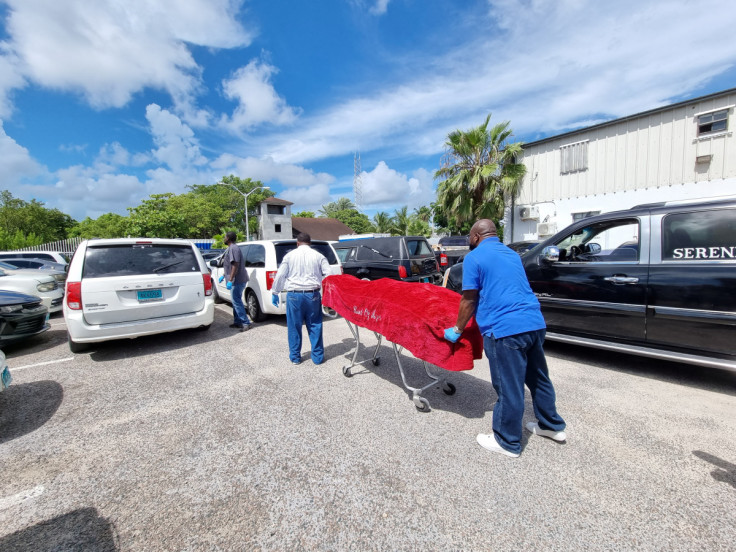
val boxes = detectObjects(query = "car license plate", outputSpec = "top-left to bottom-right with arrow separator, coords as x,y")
137,289 -> 163,302
1,366 -> 12,390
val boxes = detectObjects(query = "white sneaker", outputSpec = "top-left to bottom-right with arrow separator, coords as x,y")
525,422 -> 567,442
476,434 -> 520,458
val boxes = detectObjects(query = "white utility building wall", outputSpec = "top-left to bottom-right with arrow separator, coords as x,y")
510,88 -> 736,242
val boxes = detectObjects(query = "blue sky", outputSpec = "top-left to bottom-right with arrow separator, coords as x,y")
1,0 -> 735,222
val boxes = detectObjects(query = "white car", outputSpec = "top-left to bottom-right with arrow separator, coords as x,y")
208,239 -> 342,321
0,251 -> 69,265
64,238 -> 215,353
0,264 -> 64,313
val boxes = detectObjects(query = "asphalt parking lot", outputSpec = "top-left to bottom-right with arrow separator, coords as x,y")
0,305 -> 735,551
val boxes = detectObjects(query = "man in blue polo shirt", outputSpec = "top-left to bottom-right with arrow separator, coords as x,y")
444,219 -> 566,458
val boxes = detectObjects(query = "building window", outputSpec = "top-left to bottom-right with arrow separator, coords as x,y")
275,224 -> 282,233
572,211 -> 600,222
697,109 -> 728,136
560,140 -> 588,174
267,205 -> 285,215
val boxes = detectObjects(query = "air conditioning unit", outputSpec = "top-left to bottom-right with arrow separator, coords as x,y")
519,205 -> 540,221
537,222 -> 557,237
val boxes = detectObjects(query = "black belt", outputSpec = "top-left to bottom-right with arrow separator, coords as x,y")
287,288 -> 320,293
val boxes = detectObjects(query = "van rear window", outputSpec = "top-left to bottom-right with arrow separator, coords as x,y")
275,243 -> 338,265
82,244 -> 200,278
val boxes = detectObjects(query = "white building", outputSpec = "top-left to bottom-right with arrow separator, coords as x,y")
508,87 -> 736,242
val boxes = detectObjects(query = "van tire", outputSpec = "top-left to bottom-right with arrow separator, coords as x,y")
68,334 -> 88,353
246,290 -> 266,322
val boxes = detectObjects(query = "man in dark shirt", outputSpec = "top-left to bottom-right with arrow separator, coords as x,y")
221,231 -> 252,332
444,219 -> 565,458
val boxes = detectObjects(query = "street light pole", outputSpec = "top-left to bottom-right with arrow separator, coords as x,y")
220,183 -> 270,241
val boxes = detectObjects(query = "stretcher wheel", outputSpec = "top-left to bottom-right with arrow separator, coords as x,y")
371,357 -> 380,366
442,382 -> 456,395
414,397 -> 430,412
342,366 -> 353,377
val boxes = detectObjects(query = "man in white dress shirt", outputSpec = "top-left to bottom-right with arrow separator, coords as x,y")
271,233 -> 332,365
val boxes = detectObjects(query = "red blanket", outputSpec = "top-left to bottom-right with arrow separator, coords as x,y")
322,275 -> 483,371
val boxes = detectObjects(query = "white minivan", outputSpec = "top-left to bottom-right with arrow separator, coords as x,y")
64,238 -> 215,352
208,239 -> 342,321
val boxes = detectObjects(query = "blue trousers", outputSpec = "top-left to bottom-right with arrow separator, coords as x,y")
483,329 -> 565,454
231,282 -> 250,326
286,290 -> 324,364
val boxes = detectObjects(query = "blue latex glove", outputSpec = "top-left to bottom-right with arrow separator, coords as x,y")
218,275 -> 225,283
226,281 -> 233,290
444,327 -> 461,343
271,294 -> 279,307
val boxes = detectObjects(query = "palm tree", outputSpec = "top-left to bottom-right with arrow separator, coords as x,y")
435,114 -> 526,229
318,197 -> 356,217
390,206 -> 410,236
413,205 -> 432,223
373,211 -> 392,233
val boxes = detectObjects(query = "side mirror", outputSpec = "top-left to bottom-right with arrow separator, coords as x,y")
540,245 -> 560,263
587,243 -> 602,254
209,259 -> 218,268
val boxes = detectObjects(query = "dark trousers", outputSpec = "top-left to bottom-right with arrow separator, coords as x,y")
483,329 -> 566,454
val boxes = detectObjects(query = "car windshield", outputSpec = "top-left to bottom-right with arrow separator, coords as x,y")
83,244 -> 200,278
0,261 -> 19,270
275,243 -> 338,265
334,248 -> 352,263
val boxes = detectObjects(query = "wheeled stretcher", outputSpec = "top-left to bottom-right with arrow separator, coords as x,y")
321,275 -> 483,412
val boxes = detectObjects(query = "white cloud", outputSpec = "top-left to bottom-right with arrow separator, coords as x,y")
370,0 -> 391,15
0,45 -> 26,119
1,0 -> 254,114
220,60 -> 301,131
50,164 -> 145,219
212,153 -> 335,188
258,0 -> 736,165
361,162 -> 434,209
279,183 -> 333,212
0,122 -> 43,183
146,104 -> 207,171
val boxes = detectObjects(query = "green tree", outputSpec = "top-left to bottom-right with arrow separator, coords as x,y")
407,218 -> 431,238
435,114 -> 526,229
372,211 -> 392,233
413,205 -> 432,223
126,194 -> 188,238
390,206 -> 410,236
70,213 -> 129,238
333,209 -> 374,234
319,197 -> 356,217
294,211 -> 316,218
0,190 -> 76,244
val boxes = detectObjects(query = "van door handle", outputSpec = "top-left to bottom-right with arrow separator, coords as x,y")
604,275 -> 639,285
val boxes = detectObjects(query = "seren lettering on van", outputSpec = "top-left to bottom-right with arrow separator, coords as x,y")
671,246 -> 735,260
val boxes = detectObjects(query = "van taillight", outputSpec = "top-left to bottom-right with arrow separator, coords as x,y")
266,271 -> 277,290
440,253 -> 448,266
398,266 -> 408,278
66,282 -> 82,310
202,273 -> 213,296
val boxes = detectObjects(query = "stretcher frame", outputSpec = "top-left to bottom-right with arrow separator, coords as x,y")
341,319 -> 456,411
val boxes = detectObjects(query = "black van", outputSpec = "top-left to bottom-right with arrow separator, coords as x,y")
333,236 -> 442,284
442,197 -> 736,372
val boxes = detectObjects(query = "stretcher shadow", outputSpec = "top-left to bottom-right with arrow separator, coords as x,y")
0,507 -> 118,551
0,380 -> 63,444
324,338 -> 497,419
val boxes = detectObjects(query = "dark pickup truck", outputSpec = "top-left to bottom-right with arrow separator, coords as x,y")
443,198 -> 736,372
334,236 -> 442,284
435,235 -> 469,273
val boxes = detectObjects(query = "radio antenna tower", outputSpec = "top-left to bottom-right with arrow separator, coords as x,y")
353,152 -> 363,211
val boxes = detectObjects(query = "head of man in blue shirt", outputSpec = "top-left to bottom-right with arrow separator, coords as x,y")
444,219 -> 567,458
